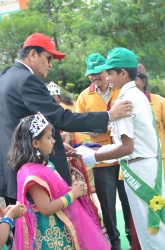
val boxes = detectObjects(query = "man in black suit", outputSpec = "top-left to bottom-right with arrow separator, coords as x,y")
0,33 -> 132,205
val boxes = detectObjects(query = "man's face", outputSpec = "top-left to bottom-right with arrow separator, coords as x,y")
88,70 -> 108,89
106,69 -> 124,89
31,50 -> 53,79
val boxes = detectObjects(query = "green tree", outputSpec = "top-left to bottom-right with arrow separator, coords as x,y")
27,0 -> 165,93
0,0 -> 165,96
0,10 -> 52,70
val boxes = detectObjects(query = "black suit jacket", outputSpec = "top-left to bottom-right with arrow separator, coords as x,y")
0,62 -> 108,199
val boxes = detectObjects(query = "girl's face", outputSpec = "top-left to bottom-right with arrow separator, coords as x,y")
33,125 -> 55,155
52,95 -> 61,104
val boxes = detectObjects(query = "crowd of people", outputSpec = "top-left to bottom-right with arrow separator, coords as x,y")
0,32 -> 164,250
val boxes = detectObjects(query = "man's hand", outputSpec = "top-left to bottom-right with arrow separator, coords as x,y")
109,100 -> 133,121
63,143 -> 78,157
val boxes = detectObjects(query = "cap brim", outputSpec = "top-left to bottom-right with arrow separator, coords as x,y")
94,64 -> 115,71
48,49 -> 66,59
85,68 -> 103,76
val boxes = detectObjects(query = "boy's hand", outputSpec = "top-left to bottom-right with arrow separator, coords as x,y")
82,151 -> 100,168
109,100 -> 133,121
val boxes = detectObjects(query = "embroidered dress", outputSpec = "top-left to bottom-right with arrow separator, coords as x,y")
26,163 -> 74,250
15,161 -> 110,250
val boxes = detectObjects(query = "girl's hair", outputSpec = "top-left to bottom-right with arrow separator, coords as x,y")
8,115 -> 55,172
60,93 -> 73,105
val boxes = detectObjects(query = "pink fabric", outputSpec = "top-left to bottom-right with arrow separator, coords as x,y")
15,163 -> 110,250
78,195 -> 101,229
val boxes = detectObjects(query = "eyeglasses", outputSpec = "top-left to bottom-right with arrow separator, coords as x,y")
88,72 -> 101,78
42,52 -> 53,64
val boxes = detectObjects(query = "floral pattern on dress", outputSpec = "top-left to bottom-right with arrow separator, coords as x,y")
33,214 -> 75,250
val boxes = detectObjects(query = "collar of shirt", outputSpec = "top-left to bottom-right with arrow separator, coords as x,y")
17,61 -> 34,74
95,85 -> 111,103
119,81 -> 136,96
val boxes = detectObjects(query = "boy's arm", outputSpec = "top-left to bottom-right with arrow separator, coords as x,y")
82,115 -> 134,167
95,135 -> 134,162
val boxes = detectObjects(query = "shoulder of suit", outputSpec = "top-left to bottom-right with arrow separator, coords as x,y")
13,63 -> 40,80
21,73 -> 44,88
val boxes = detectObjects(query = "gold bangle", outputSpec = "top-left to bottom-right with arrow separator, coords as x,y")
68,191 -> 74,203
59,196 -> 68,209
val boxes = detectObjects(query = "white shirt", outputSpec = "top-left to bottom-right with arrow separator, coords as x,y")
112,81 -> 158,160
18,61 -> 34,74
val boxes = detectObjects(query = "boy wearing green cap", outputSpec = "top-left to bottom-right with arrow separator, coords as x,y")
76,53 -> 132,250
82,48 -> 165,250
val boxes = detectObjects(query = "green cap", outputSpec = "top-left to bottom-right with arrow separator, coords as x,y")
94,47 -> 138,71
85,53 -> 106,76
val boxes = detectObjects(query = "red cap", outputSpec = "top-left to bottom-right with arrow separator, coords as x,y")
22,33 -> 66,59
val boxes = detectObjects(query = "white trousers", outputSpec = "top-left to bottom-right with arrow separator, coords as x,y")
124,157 -> 165,250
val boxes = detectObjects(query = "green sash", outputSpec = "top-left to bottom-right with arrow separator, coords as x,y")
119,107 -> 165,235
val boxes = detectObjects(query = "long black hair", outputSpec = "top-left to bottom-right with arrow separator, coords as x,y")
8,115 -> 55,172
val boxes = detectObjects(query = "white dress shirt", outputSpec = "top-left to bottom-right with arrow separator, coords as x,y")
112,81 -> 158,160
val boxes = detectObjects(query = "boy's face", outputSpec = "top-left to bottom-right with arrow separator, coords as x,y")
106,69 -> 125,89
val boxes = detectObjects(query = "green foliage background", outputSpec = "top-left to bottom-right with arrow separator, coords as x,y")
0,0 -> 165,96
